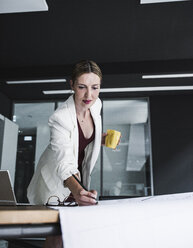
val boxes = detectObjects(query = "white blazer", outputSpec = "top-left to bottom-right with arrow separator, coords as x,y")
27,95 -> 102,204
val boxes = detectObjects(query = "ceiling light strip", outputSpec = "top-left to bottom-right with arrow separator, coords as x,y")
100,86 -> 193,92
0,0 -> 48,14
142,73 -> 193,79
43,85 -> 193,95
140,0 -> 189,4
43,90 -> 72,94
6,79 -> 66,84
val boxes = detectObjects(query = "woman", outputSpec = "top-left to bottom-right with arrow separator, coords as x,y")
27,60 -> 103,206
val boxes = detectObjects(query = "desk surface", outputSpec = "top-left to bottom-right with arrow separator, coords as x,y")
0,205 -> 59,224
0,206 -> 60,239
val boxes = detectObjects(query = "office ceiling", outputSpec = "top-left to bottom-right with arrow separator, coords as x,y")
1,0 -> 193,101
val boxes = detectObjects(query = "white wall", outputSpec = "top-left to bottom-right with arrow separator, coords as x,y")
0,114 -> 18,185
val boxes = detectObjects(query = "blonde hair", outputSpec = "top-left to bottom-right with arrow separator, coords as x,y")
71,60 -> 102,84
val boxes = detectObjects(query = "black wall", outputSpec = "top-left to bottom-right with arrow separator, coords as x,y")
0,92 -> 12,119
150,94 -> 193,195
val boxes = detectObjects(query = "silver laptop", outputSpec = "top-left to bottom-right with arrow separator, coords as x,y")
0,170 -> 17,205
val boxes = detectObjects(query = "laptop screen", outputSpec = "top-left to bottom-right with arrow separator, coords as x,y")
0,170 -> 17,205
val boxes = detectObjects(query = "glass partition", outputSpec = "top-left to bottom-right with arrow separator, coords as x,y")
13,98 -> 153,202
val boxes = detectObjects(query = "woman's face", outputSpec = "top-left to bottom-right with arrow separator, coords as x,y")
71,72 -> 101,109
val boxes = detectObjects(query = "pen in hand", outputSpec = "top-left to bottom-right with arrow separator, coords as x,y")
72,174 -> 98,204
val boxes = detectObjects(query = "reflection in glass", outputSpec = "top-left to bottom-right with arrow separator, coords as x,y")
101,99 -> 152,198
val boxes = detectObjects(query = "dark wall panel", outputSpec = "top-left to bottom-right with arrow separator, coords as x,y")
0,92 -> 12,119
150,94 -> 193,195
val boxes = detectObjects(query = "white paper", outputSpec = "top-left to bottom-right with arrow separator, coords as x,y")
59,192 -> 193,248
0,0 -> 48,14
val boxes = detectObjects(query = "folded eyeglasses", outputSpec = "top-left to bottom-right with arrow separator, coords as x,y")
46,195 -> 78,207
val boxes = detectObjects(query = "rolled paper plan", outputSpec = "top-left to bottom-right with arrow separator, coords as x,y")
105,129 -> 121,149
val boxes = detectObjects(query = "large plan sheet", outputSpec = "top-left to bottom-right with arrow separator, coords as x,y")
59,192 -> 193,248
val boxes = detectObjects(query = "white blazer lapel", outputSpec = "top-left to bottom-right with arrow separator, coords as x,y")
89,98 -> 102,173
66,95 -> 79,165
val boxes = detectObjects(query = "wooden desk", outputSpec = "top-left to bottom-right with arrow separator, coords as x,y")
0,206 -> 61,239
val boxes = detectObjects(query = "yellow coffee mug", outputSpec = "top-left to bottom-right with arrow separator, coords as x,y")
105,129 -> 121,149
